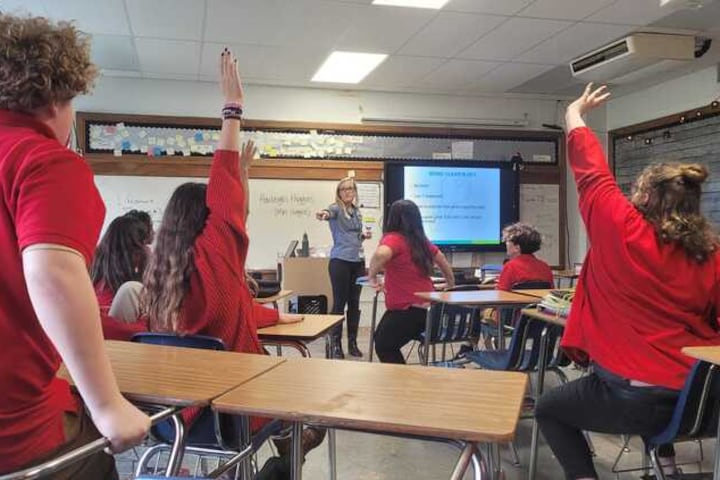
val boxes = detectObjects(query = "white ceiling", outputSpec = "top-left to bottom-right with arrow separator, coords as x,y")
3,0 -> 720,97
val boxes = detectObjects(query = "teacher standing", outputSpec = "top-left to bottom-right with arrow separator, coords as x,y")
316,177 -> 370,358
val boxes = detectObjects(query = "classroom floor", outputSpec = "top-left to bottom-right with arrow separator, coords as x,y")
116,327 -> 716,479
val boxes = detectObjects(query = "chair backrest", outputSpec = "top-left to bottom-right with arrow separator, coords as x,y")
131,333 -> 233,448
425,303 -> 482,344
445,284 -> 483,292
131,332 -> 226,350
512,280 -> 553,290
288,294 -> 328,314
645,360 -> 720,448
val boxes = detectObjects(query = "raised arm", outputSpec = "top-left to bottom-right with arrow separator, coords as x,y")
565,83 -> 634,240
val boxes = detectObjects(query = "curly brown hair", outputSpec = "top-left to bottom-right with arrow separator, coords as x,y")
502,222 -> 543,254
0,14 -> 97,111
631,162 -> 718,263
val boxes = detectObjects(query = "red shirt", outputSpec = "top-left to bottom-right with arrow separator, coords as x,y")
380,232 -> 439,310
0,110 -> 105,471
561,127 -> 720,390
496,254 -> 554,291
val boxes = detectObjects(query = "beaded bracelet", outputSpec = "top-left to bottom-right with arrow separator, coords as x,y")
222,105 -> 243,120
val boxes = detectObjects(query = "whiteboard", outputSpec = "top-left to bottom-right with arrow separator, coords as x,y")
94,176 -> 383,269
519,184 -> 560,266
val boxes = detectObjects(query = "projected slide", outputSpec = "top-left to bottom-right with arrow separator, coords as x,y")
404,166 -> 500,245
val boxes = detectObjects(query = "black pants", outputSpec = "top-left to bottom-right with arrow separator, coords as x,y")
374,307 -> 427,364
328,258 -> 364,340
535,364 -> 678,479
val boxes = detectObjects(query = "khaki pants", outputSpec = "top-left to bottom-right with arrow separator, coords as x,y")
109,281 -> 143,323
22,404 -> 118,480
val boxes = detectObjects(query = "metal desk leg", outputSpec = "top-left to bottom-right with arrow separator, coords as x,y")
166,414 -> 187,476
450,443 -> 474,480
368,292 -> 379,362
291,421 -> 304,480
238,415 -> 252,480
528,326 -> 549,480
490,442 -> 503,480
328,428 -> 337,480
713,412 -> 720,480
423,306 -> 433,366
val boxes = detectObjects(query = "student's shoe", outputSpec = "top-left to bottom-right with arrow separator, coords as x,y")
272,426 -> 327,461
451,344 -> 473,361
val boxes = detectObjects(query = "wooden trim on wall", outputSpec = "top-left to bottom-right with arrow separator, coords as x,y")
609,100 -> 720,137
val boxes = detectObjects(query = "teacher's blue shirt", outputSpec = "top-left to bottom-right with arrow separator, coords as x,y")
326,203 -> 363,262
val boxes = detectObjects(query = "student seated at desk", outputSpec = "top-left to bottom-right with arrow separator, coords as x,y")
535,84 -> 720,480
91,214 -> 149,322
0,14 -> 149,478
496,222 -> 553,291
139,49 -> 323,473
368,199 -> 455,364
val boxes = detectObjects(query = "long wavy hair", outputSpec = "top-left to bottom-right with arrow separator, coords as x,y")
141,183 -> 208,332
384,199 -> 434,276
91,215 -> 148,293
631,162 -> 717,263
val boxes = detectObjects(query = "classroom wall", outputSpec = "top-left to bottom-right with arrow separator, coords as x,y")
76,75 -> 588,266
606,66 -> 720,130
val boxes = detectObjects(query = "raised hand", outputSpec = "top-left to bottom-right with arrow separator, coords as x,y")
240,140 -> 256,168
220,47 -> 244,106
568,83 -> 611,116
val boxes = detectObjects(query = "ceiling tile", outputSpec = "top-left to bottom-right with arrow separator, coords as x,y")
445,0 -> 533,16
90,34 -> 139,71
517,0 -> 615,21
466,62 -> 555,93
200,42 -> 329,83
135,38 -> 201,75
398,11 -> 507,57
515,22 -> 634,64
334,4 -> 437,52
651,1 -> 720,31
126,0 -> 205,41
41,0 -> 130,35
205,0 -> 360,48
419,58 -> 500,90
586,0 -> 667,25
459,17 -> 572,61
509,64 -> 584,94
364,55 -> 446,86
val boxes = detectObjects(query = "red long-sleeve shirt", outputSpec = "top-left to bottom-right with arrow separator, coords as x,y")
561,127 -> 720,390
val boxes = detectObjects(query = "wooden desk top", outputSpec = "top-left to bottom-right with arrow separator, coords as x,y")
681,346 -> 720,365
415,290 -> 539,306
258,314 -> 344,340
213,358 -> 528,443
256,289 -> 293,305
512,288 -> 574,299
520,308 -> 567,327
59,341 -> 284,407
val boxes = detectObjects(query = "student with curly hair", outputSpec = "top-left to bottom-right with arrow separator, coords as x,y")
496,222 -> 553,291
535,84 -> 720,480
0,14 -> 148,478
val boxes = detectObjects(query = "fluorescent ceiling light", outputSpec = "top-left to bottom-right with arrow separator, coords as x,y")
372,0 -> 450,8
312,51 -> 388,84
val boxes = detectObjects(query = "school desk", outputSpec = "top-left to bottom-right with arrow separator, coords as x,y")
58,340 -> 285,477
258,313 -> 344,358
511,288 -> 574,299
415,290 -> 540,360
680,345 -> 720,480
256,289 -> 293,309
520,308 -> 568,480
212,357 -> 528,480
552,269 -> 579,288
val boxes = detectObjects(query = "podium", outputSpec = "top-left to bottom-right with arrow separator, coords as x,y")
282,257 -> 333,311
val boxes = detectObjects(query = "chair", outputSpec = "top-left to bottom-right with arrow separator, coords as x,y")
288,294 -> 328,315
418,302 -> 483,365
643,360 -> 720,480
131,333 -> 281,479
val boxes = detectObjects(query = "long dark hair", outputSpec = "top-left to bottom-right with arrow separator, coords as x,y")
631,163 -> 718,263
141,183 -> 209,332
384,199 -> 434,276
91,215 -> 148,293
124,209 -> 153,245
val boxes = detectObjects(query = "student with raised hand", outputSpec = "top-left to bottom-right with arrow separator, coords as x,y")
368,199 -> 454,364
316,176 -> 370,358
141,49 -> 322,468
0,14 -> 149,478
535,83 -> 720,480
